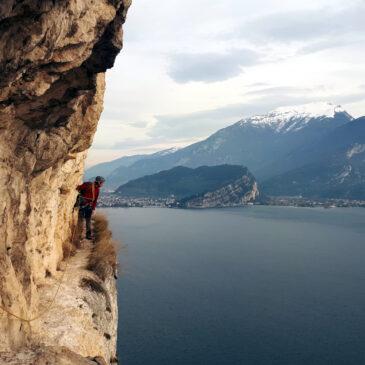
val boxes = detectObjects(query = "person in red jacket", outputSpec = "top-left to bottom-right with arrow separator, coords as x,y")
76,176 -> 105,240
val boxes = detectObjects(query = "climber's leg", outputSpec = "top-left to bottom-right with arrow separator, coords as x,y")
84,206 -> 93,239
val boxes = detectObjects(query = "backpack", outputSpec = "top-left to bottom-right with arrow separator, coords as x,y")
74,182 -> 95,209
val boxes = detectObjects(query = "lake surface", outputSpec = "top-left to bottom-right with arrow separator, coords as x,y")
102,206 -> 365,365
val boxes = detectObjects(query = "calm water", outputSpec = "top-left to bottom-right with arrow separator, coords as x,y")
102,206 -> 365,365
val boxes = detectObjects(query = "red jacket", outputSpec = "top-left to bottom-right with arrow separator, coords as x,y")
76,182 -> 100,210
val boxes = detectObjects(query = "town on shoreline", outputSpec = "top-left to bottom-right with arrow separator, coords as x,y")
98,193 -> 365,209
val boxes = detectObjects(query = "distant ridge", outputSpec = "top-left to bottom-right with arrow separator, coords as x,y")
85,148 -> 179,186
115,164 -> 259,207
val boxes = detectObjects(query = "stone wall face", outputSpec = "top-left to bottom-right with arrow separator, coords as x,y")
0,0 -> 131,357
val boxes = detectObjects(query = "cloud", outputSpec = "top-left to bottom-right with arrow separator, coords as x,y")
88,0 -> 365,166
168,48 -> 260,83
333,93 -> 365,105
297,34 -> 365,56
91,136 -> 194,151
92,139 -> 152,150
243,3 -> 365,44
244,86 -> 314,97
125,120 -> 150,128
245,82 -> 270,88
149,90 -> 365,140
149,97 -> 307,140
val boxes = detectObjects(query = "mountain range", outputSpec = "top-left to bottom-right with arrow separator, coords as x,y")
263,116 -> 365,199
86,102 -> 365,200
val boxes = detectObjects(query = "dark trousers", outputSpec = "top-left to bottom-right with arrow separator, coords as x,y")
79,205 -> 93,236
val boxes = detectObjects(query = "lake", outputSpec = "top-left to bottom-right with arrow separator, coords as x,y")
102,206 -> 365,365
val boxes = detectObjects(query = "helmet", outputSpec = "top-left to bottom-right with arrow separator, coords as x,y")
95,176 -> 106,183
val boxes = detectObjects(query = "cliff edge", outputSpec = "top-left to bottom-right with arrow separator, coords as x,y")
0,1 -> 131,363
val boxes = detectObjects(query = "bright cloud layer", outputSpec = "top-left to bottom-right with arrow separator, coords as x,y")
87,0 -> 365,166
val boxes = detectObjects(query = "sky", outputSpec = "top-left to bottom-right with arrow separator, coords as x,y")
86,0 -> 365,167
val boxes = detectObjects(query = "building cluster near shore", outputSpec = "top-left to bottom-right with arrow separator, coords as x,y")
266,196 -> 365,208
98,193 -> 178,208
98,193 -> 365,209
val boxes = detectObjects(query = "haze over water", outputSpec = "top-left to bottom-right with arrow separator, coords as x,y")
103,206 -> 365,365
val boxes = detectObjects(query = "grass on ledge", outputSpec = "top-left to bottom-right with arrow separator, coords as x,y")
87,213 -> 119,281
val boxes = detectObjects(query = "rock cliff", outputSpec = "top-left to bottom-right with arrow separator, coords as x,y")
180,176 -> 259,208
0,1 -> 131,363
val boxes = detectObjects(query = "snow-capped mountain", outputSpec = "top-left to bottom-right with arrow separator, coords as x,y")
152,147 -> 180,156
237,102 -> 352,133
263,116 -> 365,199
86,102 -> 355,190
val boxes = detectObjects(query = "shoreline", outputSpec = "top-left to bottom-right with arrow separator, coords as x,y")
98,197 -> 365,210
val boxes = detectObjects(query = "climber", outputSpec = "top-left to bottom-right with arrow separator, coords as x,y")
76,176 -> 105,240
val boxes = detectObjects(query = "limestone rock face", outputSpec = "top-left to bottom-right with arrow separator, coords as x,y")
183,178 -> 259,208
0,0 -> 131,362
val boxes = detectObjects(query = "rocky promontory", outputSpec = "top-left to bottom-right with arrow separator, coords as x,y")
116,164 -> 260,208
179,175 -> 259,208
